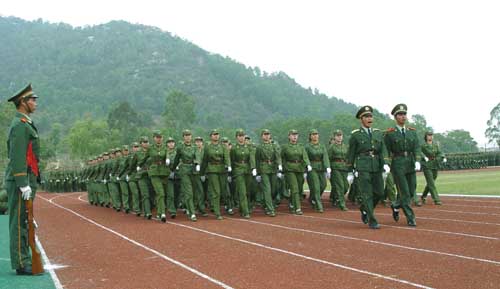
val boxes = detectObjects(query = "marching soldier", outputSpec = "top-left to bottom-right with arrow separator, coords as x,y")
136,137 -> 151,219
128,143 -> 142,216
420,131 -> 446,205
193,136 -> 207,216
148,131 -> 169,222
305,129 -> 330,213
327,130 -> 349,211
165,137 -> 178,218
117,145 -> 131,213
384,103 -> 419,226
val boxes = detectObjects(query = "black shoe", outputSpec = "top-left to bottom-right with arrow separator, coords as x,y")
16,266 -> 38,275
147,214 -> 152,220
125,209 -> 130,214
170,214 -> 176,219
361,211 -> 368,224
161,214 -> 167,223
391,206 -> 400,222
407,219 -> 417,227
369,223 -> 380,229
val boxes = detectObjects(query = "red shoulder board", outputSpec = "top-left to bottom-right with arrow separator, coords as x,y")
407,127 -> 416,131
20,118 -> 28,123
386,128 -> 396,132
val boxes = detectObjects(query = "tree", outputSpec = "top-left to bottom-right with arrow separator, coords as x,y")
485,102 -> 500,147
162,90 -> 196,136
107,101 -> 144,144
434,130 -> 478,153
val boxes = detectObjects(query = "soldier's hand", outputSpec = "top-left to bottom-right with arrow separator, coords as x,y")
125,175 -> 130,182
256,175 -> 262,183
303,173 -> 308,179
165,158 -> 171,166
195,164 -> 201,172
169,172 -> 175,180
20,186 -> 32,200
227,176 -> 232,183
443,158 -> 447,163
424,156 -> 429,162
307,165 -> 312,172
382,172 -> 388,181
200,175 -> 206,182
277,172 -> 283,179
103,179 -> 107,184
383,164 -> 391,174
278,165 -> 283,171
116,177 -> 120,181
347,173 -> 354,185
136,166 -> 141,172
326,167 -> 332,175
227,166 -> 232,173
415,161 -> 421,171
252,168 -> 257,176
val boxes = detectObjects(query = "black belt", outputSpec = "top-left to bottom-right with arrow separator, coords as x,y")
287,160 -> 301,163
393,152 -> 412,157
360,151 -> 378,157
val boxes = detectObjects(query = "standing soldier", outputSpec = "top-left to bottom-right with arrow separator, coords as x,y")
202,129 -> 231,220
173,130 -> 202,222
147,131 -> 169,222
305,129 -> 331,213
327,130 -> 349,211
4,84 -> 43,275
346,106 -> 390,229
384,103 -> 419,226
281,129 -> 311,215
128,142 -> 142,216
193,136 -> 207,216
107,149 -> 121,211
221,137 -> 235,215
165,137 -> 178,218
255,129 -> 282,217
420,131 -> 446,205
117,145 -> 131,213
136,137 -> 151,219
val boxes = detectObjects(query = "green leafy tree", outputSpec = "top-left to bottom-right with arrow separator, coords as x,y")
66,117 -> 120,159
485,102 -> 500,147
162,90 -> 195,136
434,130 -> 478,153
107,101 -> 145,144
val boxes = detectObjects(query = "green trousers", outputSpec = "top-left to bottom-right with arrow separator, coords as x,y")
392,170 -> 416,222
221,173 -> 234,211
260,173 -> 277,213
108,182 -> 121,210
307,170 -> 326,211
128,181 -> 141,214
234,174 -> 251,216
330,170 -> 348,208
138,178 -> 152,216
285,172 -> 304,212
384,173 -> 397,204
422,168 -> 440,202
357,171 -> 384,226
207,173 -> 226,217
119,181 -> 130,211
166,178 -> 176,215
150,176 -> 167,216
193,175 -> 206,213
6,179 -> 37,270
179,173 -> 196,216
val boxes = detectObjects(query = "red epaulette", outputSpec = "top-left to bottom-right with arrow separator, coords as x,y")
407,127 -> 416,131
20,118 -> 28,123
386,128 -> 396,132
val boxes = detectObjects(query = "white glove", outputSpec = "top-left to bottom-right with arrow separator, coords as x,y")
125,175 -> 130,182
277,172 -> 283,179
415,161 -> 421,171
165,158 -> 171,166
326,167 -> 331,174
278,165 -> 283,171
103,179 -> 107,184
347,173 -> 354,185
200,175 -> 206,182
109,173 -> 112,178
443,158 -> 447,163
307,165 -> 312,172
169,172 -> 175,179
354,171 -> 359,178
383,164 -> 390,174
424,156 -> 429,162
20,186 -> 32,200
227,176 -> 232,183
303,173 -> 308,179
256,175 -> 262,183
195,164 -> 200,172
252,168 -> 257,176
116,177 -> 120,181
227,166 -> 232,173
325,172 -> 331,179
382,172 -> 388,181
136,166 -> 141,172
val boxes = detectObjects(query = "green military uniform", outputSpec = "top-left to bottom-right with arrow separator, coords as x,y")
202,129 -> 231,220
127,143 -> 142,215
0,190 -> 8,214
192,136 -> 207,216
4,84 -> 42,273
147,132 -> 170,221
173,130 -> 202,221
305,129 -> 330,212
281,129 -> 311,215
230,129 -> 256,218
165,139 -> 178,217
327,130 -> 349,210
117,146 -> 131,213
136,137 -> 151,218
107,150 -> 122,211
347,106 -> 389,229
421,132 -> 445,205
384,104 -> 419,226
220,137 -> 234,214
255,129 -> 282,216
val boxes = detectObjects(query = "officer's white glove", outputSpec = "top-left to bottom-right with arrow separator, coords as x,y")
307,165 -> 312,172
109,173 -> 112,178
383,164 -> 391,174
252,168 -> 257,176
200,175 -> 206,182
227,166 -> 232,173
195,164 -> 201,172
354,171 -> 359,178
256,175 -> 262,183
136,166 -> 141,172
347,173 -> 354,185
125,175 -> 130,182
169,172 -> 175,180
165,158 -> 171,166
326,167 -> 332,175
278,165 -> 283,171
303,173 -> 308,179
443,158 -> 447,163
227,176 -> 232,183
277,172 -> 283,179
415,161 -> 421,171
103,179 -> 107,184
116,177 -> 120,181
20,186 -> 32,200
424,156 -> 429,162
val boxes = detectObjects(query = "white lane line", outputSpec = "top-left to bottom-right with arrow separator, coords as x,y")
439,203 -> 500,209
0,257 -> 10,262
168,222 -> 434,289
225,216 -> 500,266
36,236 -> 64,289
440,194 -> 500,199
418,208 -> 500,217
38,195 -> 234,289
295,214 -> 499,241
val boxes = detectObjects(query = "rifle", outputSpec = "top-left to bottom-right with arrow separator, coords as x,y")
26,199 -> 44,275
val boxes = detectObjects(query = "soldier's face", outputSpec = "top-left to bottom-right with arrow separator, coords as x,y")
310,133 -> 319,142
141,141 -> 149,149
123,150 -> 129,155
237,135 -> 245,144
261,133 -> 271,142
195,140 -> 203,148
361,115 -> 373,128
183,134 -> 192,143
289,133 -> 298,143
154,136 -> 163,144
395,112 -> 407,126
426,135 -> 433,143
334,134 -> 343,143
167,141 -> 175,149
24,97 -> 37,113
132,146 -> 139,152
211,133 -> 219,142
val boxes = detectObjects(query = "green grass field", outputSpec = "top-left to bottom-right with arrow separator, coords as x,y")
416,169 -> 500,195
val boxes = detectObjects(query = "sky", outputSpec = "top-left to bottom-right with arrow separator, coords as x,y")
2,0 -> 500,147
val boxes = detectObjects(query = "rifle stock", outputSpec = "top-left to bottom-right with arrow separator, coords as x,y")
26,199 -> 44,275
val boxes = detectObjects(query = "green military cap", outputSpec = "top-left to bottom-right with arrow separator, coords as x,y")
109,148 -> 116,154
244,135 -> 251,140
210,129 -> 219,135
194,136 -> 203,141
235,129 -> 245,137
334,129 -> 343,135
261,128 -> 271,135
221,137 -> 229,143
140,136 -> 149,143
103,151 -> 109,156
288,129 -> 299,135
391,103 -> 407,116
122,145 -> 129,151
165,137 -> 175,143
132,142 -> 140,147
182,129 -> 192,136
115,147 -> 121,152
309,129 -> 319,135
424,131 -> 433,136
356,105 -> 373,119
152,130 -> 162,137
7,83 -> 38,103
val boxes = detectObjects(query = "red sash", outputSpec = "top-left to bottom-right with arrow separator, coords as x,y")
27,141 -> 39,177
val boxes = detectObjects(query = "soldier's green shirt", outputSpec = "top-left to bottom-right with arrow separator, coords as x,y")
327,142 -> 349,171
421,142 -> 444,170
305,142 -> 330,172
174,142 -> 201,175
202,142 -> 230,174
5,112 -> 40,187
384,126 -> 421,173
281,142 -> 310,173
347,127 -> 388,173
230,143 -> 256,176
135,148 -> 150,180
147,143 -> 169,176
193,146 -> 203,175
255,142 -> 282,174
127,152 -> 138,179
117,154 -> 130,178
